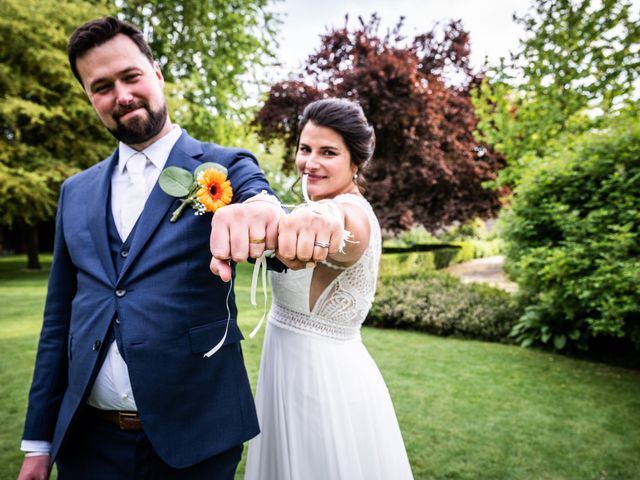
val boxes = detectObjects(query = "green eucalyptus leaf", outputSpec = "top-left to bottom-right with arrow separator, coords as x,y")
194,162 -> 228,178
159,167 -> 194,197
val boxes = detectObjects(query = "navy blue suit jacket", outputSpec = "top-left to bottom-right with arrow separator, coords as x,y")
22,131 -> 270,468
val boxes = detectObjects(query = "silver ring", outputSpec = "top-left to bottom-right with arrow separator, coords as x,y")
313,240 -> 330,248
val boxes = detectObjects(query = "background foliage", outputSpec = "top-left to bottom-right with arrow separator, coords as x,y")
0,0 -> 113,229
370,265 -> 521,342
502,112 -> 640,351
255,15 -> 507,232
473,0 -> 640,186
117,0 -> 279,145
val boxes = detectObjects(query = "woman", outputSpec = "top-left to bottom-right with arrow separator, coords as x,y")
245,98 -> 413,480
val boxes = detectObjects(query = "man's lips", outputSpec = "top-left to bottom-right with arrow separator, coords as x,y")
114,104 -> 146,121
117,108 -> 143,120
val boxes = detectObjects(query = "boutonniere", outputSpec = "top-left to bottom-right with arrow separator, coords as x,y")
159,162 -> 233,222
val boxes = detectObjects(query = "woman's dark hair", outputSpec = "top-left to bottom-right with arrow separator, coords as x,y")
67,16 -> 154,86
298,98 -> 376,192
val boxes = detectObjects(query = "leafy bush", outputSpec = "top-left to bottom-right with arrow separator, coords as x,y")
502,115 -> 640,350
369,271 -> 521,342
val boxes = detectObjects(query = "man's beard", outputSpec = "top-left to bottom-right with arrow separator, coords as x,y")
108,101 -> 168,145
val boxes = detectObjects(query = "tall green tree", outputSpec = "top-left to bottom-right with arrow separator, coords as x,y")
473,0 -> 640,185
0,0 -> 113,267
117,0 -> 280,144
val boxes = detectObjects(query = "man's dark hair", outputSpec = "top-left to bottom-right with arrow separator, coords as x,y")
67,16 -> 154,86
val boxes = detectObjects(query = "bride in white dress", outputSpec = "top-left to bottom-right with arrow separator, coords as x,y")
245,98 -> 413,480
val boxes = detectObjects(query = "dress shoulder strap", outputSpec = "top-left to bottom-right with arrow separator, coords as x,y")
333,194 -> 381,250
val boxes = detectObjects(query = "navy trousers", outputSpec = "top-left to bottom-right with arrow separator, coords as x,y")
55,407 -> 243,480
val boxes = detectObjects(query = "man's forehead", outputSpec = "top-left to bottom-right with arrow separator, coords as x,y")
78,34 -> 152,68
76,36 -> 153,84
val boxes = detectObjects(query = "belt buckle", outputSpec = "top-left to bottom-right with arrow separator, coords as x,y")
118,411 -> 138,430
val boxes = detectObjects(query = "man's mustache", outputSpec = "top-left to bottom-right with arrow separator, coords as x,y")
113,102 -> 148,121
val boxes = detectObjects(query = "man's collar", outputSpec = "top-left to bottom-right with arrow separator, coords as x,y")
117,126 -> 183,174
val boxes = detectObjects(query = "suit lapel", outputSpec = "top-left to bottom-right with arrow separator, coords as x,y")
117,133 -> 203,282
87,151 -> 119,285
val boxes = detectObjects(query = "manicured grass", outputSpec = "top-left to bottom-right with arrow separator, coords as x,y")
1,255 -> 639,479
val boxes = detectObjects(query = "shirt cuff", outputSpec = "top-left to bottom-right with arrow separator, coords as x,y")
21,440 -> 51,454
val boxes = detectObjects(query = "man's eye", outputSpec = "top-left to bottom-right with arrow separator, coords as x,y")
124,73 -> 141,82
94,84 -> 110,93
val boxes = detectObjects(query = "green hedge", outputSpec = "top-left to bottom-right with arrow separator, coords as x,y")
383,222 -> 503,270
369,271 -> 521,342
502,114 -> 640,351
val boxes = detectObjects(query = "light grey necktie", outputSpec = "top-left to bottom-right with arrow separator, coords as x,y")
120,152 -> 148,241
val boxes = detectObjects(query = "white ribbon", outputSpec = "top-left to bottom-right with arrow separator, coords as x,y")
248,253 -> 270,338
204,253 -> 271,357
203,276 -> 233,358
302,174 -> 311,203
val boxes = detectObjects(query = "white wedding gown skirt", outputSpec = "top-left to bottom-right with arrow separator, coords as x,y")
245,195 -> 413,480
244,320 -> 413,480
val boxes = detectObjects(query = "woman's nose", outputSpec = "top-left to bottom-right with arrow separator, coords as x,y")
305,155 -> 321,170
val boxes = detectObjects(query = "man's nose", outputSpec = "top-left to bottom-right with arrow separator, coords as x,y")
114,83 -> 134,105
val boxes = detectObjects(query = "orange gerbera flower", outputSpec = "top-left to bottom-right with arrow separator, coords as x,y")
196,169 -> 233,212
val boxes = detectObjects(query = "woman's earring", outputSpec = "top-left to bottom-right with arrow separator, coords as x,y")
353,173 -> 358,181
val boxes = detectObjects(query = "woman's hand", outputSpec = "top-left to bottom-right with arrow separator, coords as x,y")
275,205 -> 344,268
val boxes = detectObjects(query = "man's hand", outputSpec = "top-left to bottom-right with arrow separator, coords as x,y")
210,202 -> 284,282
276,206 -> 344,269
18,455 -> 51,480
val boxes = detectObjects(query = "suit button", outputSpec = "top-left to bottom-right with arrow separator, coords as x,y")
115,289 -> 126,297
115,317 -> 121,325
120,250 -> 129,258
92,340 -> 101,351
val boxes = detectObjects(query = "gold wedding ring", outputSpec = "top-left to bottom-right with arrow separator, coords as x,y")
249,238 -> 266,244
313,240 -> 330,248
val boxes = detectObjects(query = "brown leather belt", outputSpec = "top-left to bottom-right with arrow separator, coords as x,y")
87,406 -> 143,432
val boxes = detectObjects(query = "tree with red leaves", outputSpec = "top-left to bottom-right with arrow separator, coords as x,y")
255,15 -> 506,232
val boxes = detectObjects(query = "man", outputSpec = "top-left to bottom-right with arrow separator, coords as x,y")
18,16 -> 307,479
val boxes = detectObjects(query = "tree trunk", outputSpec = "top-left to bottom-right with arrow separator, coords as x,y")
24,224 -> 41,270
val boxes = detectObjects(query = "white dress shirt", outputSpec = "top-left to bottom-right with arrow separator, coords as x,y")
22,126 -> 183,454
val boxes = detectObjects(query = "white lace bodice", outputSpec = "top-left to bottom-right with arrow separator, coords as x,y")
269,195 -> 381,340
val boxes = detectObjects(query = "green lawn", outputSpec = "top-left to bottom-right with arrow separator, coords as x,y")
1,255 -> 639,479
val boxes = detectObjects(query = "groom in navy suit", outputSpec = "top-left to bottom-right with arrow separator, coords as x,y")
18,16 -> 287,480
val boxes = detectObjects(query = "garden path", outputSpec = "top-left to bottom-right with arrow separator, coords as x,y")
446,255 -> 518,293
